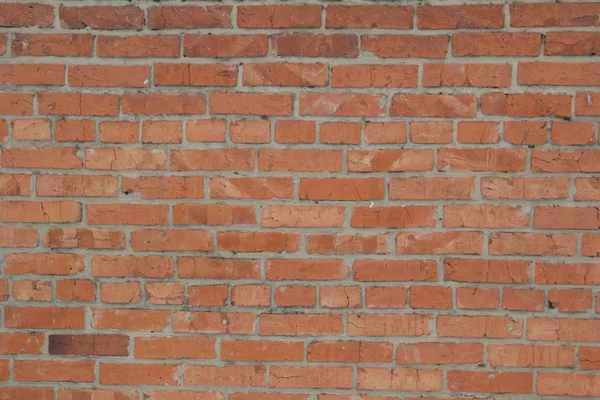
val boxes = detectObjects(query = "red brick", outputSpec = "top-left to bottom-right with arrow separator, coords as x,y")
271,366 -> 353,389
135,337 -> 215,359
418,5 -> 504,29
535,206 -> 600,230
327,6 -> 412,29
100,363 -> 178,386
503,289 -> 544,311
577,92 -> 600,116
528,318 -> 600,342
275,120 -> 316,143
239,6 -> 321,28
217,231 -> 300,253
457,121 -> 500,143
454,33 -> 541,56
211,92 -> 292,116
520,62 -> 600,86
536,262 -> 600,285
178,257 -> 260,279
44,228 -> 125,249
39,93 -> 118,116
489,233 -> 577,256
511,3 -> 600,27
98,36 -> 180,58
445,259 -> 531,283
348,150 -> 434,172
411,286 -> 452,309
1,201 -> 81,223
13,34 -> 94,57
448,371 -> 532,394
186,120 -> 226,142
260,314 -> 342,336
309,341 -> 393,363
130,229 -> 212,251
347,314 -> 431,337
390,177 -> 474,200
59,390 -> 136,400
0,227 -> 38,248
424,64 -> 511,87
504,121 -> 547,145
211,177 -> 293,199
300,178 -> 383,201
260,150 -> 342,172
0,64 -> 64,86
230,120 -> 270,144
173,312 -> 256,334
100,282 -> 140,304
537,373 -> 600,396
443,204 -> 530,228
439,148 -> 526,171
457,287 -> 499,309
397,343 -> 483,365
266,259 -> 348,281
231,285 -> 270,307
222,340 -> 302,361
13,280 -> 51,301
92,308 -> 170,332
262,205 -> 345,228
438,316 -> 523,338
362,35 -> 448,58
155,64 -> 237,87
482,177 -> 569,199
320,122 -> 361,144
122,176 -> 203,199
171,149 -> 254,171
545,32 -> 600,56
354,260 -> 438,282
0,93 -> 33,115
0,333 -> 43,354
15,360 -> 94,383
37,175 -> 117,197
301,93 -> 385,117
0,174 -> 30,196
576,178 -> 600,200
397,232 -> 483,255
548,289 -> 592,312
56,119 -> 95,142
184,35 -> 267,58
123,93 -> 205,115
532,150 -> 600,172
148,6 -> 231,29
579,347 -> 600,369
0,3 -> 54,27
188,285 -> 228,307
366,287 -> 407,309
56,280 -> 95,302
352,206 -> 436,228
358,368 -> 442,391
5,306 -> 84,329
364,122 -> 406,144
273,34 -> 358,58
482,93 -> 571,117
332,65 -> 417,88
392,94 -> 476,117
244,63 -> 327,87
320,286 -> 361,308
69,65 -> 150,87
307,234 -> 388,255
60,6 -> 143,30
87,204 -> 168,226
184,365 -> 265,387
276,286 -> 316,307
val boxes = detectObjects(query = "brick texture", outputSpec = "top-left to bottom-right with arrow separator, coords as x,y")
0,1 -> 599,398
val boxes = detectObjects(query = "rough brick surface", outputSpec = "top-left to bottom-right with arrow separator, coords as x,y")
0,0 -> 599,398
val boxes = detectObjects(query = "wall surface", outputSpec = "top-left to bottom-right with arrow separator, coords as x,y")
0,0 -> 600,399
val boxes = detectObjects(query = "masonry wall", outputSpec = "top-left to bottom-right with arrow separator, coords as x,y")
0,1 -> 600,399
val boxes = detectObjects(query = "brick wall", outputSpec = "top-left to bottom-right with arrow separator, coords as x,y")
1,1 -> 600,398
